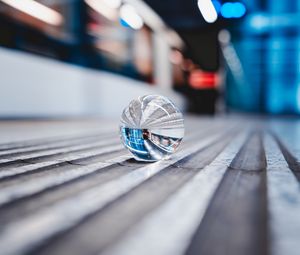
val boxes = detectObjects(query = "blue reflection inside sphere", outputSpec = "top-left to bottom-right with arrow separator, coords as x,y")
119,95 -> 184,162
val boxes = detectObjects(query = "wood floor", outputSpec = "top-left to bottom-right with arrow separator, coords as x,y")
0,117 -> 299,255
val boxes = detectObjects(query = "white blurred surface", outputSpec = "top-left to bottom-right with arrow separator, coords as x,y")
0,47 -> 185,118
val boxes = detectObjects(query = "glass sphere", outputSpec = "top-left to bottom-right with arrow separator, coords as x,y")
119,95 -> 184,162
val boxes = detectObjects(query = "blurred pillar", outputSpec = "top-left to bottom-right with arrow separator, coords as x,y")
68,0 -> 94,67
153,32 -> 172,89
265,0 -> 300,113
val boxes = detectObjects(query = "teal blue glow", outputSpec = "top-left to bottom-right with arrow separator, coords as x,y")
221,2 -> 246,18
212,0 -> 221,14
120,18 -> 130,28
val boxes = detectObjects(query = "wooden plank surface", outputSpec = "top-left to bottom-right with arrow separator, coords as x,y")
0,117 -> 299,255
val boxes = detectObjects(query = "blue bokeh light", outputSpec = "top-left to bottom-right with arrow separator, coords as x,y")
221,2 -> 246,19
212,0 -> 222,14
120,18 -> 131,28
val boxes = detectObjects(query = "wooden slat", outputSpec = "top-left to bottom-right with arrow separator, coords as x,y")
0,144 -> 123,180
0,130 -> 113,151
0,137 -> 119,165
0,118 -> 299,255
0,161 -> 135,226
270,132 -> 300,181
0,122 -> 220,200
185,131 -> 268,255
0,150 -> 128,205
0,133 -> 115,157
0,128 -> 227,255
100,130 -> 248,255
35,128 -> 238,255
0,121 -> 219,227
264,133 -> 300,255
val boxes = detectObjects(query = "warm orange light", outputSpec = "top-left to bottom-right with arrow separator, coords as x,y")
0,0 -> 63,26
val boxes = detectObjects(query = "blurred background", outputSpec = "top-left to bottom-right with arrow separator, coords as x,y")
0,0 -> 299,118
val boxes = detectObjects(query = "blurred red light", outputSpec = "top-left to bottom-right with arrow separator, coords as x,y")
189,70 -> 219,89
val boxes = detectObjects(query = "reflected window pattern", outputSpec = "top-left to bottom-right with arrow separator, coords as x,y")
120,128 -> 148,160
120,127 -> 183,161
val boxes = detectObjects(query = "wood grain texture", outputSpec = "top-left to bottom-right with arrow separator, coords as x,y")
0,118 -> 299,255
264,133 -> 300,255
185,131 -> 268,255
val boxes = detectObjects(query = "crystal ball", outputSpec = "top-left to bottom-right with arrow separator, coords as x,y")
120,95 -> 184,162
